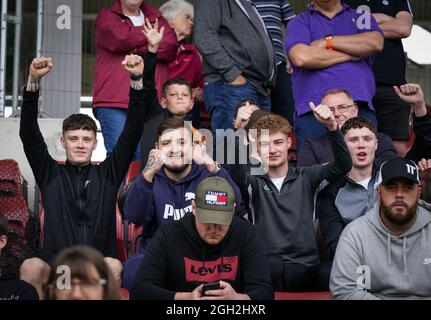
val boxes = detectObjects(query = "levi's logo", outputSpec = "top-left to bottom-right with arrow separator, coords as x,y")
184,256 -> 238,282
205,191 -> 228,206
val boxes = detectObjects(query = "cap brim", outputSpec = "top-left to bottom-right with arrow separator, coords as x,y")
195,208 -> 233,226
381,175 -> 419,185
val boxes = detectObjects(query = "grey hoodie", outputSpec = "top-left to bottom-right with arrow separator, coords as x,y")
330,200 -> 431,300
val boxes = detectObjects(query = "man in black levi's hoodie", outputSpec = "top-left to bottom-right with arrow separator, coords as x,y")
130,177 -> 273,300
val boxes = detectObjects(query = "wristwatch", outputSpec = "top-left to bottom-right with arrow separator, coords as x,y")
325,34 -> 334,50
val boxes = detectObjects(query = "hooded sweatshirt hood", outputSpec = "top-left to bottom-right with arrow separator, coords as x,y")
330,199 -> 431,300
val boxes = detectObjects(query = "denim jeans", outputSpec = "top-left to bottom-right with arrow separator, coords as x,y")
204,79 -> 270,155
93,107 -> 141,160
204,79 -> 271,134
271,63 -> 295,126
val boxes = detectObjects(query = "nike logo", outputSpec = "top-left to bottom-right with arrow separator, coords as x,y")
84,180 -> 91,188
263,185 -> 270,191
423,258 -> 431,265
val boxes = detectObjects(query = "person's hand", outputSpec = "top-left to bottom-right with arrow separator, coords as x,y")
418,158 -> 431,182
394,84 -> 427,117
142,18 -> 165,53
191,284 -> 204,300
309,101 -> 337,131
201,281 -> 250,300
234,101 -> 259,129
286,58 -> 293,74
192,87 -> 203,102
310,38 -> 326,49
143,149 -> 165,182
121,54 -> 144,77
192,143 -> 216,172
28,57 -> 53,81
229,74 -> 247,85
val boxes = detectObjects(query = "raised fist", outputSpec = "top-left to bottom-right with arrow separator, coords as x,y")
122,54 -> 144,77
394,84 -> 427,117
29,57 -> 53,81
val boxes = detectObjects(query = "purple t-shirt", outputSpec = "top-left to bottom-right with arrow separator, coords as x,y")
285,3 -> 383,117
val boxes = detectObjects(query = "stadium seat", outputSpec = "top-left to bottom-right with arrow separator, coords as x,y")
274,291 -> 332,300
119,288 -> 130,300
0,159 -> 26,198
0,196 -> 29,237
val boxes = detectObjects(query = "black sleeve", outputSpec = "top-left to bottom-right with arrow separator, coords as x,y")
316,186 -> 346,261
406,114 -> 431,163
130,227 -> 175,300
19,89 -> 58,189
297,139 -> 319,167
18,281 -> 40,300
240,226 -> 274,300
102,87 -> 145,186
375,132 -> 397,168
142,51 -> 164,122
395,0 -> 413,14
306,129 -> 352,189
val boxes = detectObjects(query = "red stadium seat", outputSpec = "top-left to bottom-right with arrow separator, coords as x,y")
274,291 -> 332,300
119,288 -> 130,300
0,159 -> 25,197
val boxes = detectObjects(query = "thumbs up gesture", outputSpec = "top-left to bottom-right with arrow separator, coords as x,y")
309,101 -> 338,131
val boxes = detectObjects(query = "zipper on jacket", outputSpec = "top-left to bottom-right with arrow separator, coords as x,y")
77,166 -> 87,244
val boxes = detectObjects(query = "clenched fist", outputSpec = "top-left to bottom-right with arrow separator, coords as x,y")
122,54 -> 144,77
29,57 -> 54,81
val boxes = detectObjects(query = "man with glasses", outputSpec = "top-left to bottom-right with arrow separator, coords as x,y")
298,88 -> 397,167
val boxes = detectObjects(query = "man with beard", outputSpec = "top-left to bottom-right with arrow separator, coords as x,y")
122,117 -> 241,289
330,157 -> 431,300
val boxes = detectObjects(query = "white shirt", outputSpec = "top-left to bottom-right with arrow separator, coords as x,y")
271,176 -> 286,192
127,10 -> 145,27
356,176 -> 372,190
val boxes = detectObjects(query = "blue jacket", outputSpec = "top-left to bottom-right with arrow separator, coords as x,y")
124,163 -> 242,250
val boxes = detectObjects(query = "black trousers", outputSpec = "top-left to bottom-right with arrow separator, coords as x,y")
267,254 -> 331,292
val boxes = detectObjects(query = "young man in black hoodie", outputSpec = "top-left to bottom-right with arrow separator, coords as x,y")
130,176 -> 273,300
17,25 -> 160,286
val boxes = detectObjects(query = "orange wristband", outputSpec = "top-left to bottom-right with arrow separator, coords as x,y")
326,37 -> 333,50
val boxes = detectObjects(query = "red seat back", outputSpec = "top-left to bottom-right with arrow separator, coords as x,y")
275,291 -> 332,300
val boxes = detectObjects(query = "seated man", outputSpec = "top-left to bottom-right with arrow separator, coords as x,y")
330,157 -> 431,299
0,212 -> 39,300
298,88 -> 396,167
123,117 -> 242,288
19,53 -> 146,276
316,117 -> 379,261
130,176 -> 273,300
231,106 -> 352,291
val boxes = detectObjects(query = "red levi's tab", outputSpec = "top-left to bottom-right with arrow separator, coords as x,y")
184,256 -> 238,282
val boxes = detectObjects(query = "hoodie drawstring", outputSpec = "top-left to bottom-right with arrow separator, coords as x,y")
402,237 -> 408,276
387,232 -> 392,266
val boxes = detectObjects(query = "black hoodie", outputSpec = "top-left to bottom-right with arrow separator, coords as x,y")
130,213 -> 273,300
